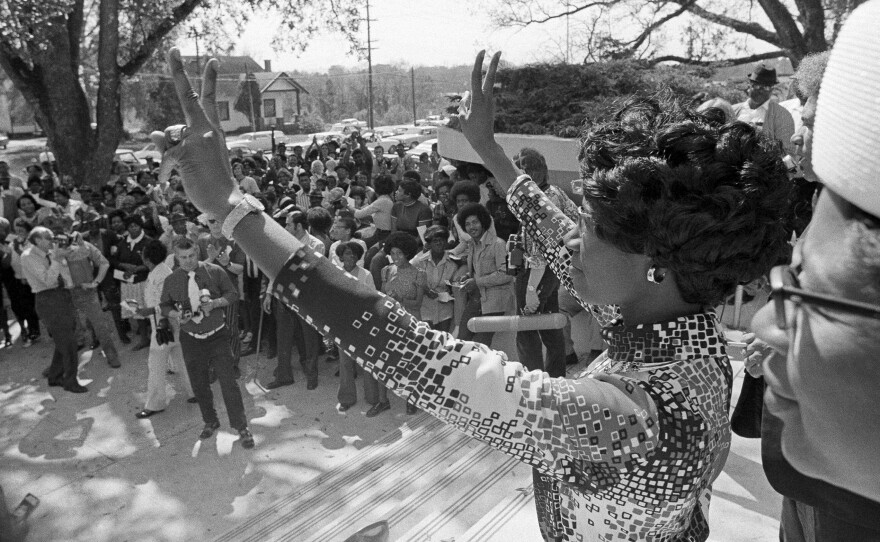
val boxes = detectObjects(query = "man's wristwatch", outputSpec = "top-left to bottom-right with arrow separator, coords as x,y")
221,193 -> 265,239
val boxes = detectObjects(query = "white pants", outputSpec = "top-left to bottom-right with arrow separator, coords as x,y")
144,319 -> 193,411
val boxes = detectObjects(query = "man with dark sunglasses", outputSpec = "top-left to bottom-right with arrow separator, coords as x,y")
752,3 -> 880,539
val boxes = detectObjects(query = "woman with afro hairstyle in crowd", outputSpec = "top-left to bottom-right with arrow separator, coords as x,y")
156,49 -> 795,542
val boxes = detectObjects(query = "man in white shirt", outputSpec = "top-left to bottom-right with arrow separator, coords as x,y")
733,64 -> 796,154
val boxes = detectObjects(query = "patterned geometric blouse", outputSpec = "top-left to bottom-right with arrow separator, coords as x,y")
269,175 -> 732,541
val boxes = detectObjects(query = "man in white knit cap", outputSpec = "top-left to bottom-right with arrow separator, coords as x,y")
752,1 -> 880,539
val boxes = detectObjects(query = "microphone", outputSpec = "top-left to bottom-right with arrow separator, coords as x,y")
467,314 -> 567,332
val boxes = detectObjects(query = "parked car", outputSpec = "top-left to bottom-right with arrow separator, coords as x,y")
226,130 -> 289,153
35,148 -> 145,171
226,140 -> 256,158
114,149 -> 147,171
0,133 -> 8,149
406,138 -> 438,158
134,142 -> 162,163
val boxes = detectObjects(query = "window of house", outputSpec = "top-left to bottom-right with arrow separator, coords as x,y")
263,99 -> 276,118
217,101 -> 230,121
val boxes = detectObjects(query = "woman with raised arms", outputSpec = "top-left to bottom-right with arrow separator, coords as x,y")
154,49 -> 793,541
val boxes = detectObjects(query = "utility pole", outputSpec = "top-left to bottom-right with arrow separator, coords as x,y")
410,67 -> 417,125
246,68 -> 256,132
365,0 -> 376,130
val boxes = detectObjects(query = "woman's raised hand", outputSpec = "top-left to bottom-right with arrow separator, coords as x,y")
457,51 -> 520,193
458,50 -> 502,155
150,48 -> 239,220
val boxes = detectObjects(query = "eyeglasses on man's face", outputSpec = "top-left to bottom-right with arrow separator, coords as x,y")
769,265 -> 880,330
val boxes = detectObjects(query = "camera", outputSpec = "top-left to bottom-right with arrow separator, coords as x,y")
54,234 -> 71,248
506,234 -> 524,275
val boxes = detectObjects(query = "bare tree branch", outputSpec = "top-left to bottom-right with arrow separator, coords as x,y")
67,0 -> 85,69
670,0 -> 781,47
119,0 -> 203,77
496,1 -> 616,26
625,0 -> 696,51
792,0 -> 827,51
649,49 -> 788,66
756,0 -> 807,55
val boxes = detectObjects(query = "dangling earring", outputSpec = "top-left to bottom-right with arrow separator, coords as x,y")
647,265 -> 665,284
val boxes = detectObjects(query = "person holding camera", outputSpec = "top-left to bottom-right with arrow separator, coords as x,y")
133,239 -> 194,419
62,221 -> 121,368
20,226 -> 86,393
159,237 -> 253,448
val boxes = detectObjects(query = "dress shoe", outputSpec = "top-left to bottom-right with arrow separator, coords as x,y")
108,358 -> 121,368
406,403 -> 419,415
264,380 -> 293,390
365,401 -> 391,418
135,409 -> 163,419
199,421 -> 221,439
238,428 -> 255,449
47,380 -> 63,387
64,383 -> 89,393
187,397 -> 199,404
306,380 -> 318,390
337,403 -> 354,413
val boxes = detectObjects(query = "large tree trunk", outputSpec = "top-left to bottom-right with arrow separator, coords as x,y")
0,0 -> 205,190
0,13 -> 121,189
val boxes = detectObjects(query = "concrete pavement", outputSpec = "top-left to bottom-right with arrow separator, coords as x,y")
0,317 -> 781,541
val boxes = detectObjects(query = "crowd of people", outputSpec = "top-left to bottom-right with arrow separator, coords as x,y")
0,109 -> 607,427
3,2 -> 880,539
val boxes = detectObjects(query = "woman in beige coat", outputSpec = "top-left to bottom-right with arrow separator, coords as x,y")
457,202 -> 513,346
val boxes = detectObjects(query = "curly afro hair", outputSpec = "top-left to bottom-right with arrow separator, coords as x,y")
578,92 -> 795,306
384,231 -> 421,261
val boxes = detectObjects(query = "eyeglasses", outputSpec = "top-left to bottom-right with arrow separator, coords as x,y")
769,265 -> 880,330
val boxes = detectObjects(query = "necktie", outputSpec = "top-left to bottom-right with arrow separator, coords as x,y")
46,253 -> 64,288
187,270 -> 203,323
246,256 -> 258,278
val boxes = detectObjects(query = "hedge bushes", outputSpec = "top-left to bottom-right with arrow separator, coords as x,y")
490,60 -> 746,138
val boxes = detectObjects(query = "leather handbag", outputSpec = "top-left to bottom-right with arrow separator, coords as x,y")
730,373 -> 765,438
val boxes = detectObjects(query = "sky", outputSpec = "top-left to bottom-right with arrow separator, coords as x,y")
178,0 -> 579,72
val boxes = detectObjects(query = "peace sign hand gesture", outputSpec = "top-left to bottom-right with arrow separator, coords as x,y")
150,48 -> 241,222
458,50 -> 502,156
456,50 -> 519,194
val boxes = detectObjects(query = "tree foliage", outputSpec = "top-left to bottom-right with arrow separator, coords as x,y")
486,0 -> 869,67
0,0 -> 363,188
